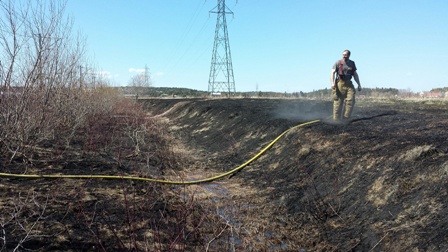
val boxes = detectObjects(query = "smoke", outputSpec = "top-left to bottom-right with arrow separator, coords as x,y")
272,101 -> 333,122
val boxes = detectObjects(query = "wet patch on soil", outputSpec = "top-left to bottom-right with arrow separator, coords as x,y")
143,98 -> 448,251
1,97 -> 447,251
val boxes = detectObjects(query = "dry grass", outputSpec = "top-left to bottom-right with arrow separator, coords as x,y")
0,87 -> 235,251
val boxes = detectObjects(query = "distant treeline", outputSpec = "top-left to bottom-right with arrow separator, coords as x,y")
116,86 -> 447,98
431,87 -> 448,93
115,87 -> 209,97
304,87 -> 401,98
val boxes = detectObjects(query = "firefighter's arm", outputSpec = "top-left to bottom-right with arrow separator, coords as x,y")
330,69 -> 336,89
353,71 -> 362,91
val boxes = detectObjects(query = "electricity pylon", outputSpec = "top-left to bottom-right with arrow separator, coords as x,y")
208,0 -> 235,95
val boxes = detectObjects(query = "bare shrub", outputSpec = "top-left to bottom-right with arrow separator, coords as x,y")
0,191 -> 51,251
77,94 -> 181,175
0,0 -> 90,161
0,1 -> 229,251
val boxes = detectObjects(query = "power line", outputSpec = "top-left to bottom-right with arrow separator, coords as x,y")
162,0 -> 208,75
208,0 -> 236,95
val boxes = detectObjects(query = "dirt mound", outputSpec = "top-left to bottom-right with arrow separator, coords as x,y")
143,98 -> 448,251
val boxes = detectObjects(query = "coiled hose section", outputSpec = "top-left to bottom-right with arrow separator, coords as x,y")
0,119 -> 320,185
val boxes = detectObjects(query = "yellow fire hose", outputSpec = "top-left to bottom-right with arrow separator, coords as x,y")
0,119 -> 320,185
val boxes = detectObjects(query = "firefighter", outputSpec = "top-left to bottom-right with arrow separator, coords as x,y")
330,50 -> 362,122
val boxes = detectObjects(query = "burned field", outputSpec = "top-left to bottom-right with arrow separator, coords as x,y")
143,97 -> 448,251
1,97 -> 447,251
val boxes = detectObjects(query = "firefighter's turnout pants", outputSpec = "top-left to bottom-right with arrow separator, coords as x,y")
333,79 -> 356,121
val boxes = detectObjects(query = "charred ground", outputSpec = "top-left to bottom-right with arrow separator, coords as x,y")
143,97 -> 448,251
1,97 -> 447,251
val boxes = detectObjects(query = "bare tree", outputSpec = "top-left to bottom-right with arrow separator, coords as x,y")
0,0 -> 111,161
128,67 -> 151,98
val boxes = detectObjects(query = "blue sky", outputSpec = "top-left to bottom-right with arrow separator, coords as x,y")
66,0 -> 448,93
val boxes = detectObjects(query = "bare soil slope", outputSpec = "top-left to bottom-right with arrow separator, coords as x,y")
143,98 -> 448,251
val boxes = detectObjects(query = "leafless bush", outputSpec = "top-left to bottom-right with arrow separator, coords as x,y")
0,191 -> 51,252
0,1 -> 231,251
0,0 -> 94,161
52,179 -> 220,251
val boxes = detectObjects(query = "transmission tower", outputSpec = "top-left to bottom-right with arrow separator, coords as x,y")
208,0 -> 235,95
144,64 -> 150,86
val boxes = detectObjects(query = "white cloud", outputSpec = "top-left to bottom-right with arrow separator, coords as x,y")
155,71 -> 164,76
129,68 -> 145,73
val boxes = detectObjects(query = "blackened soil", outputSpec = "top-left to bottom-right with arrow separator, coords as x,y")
142,97 -> 448,251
